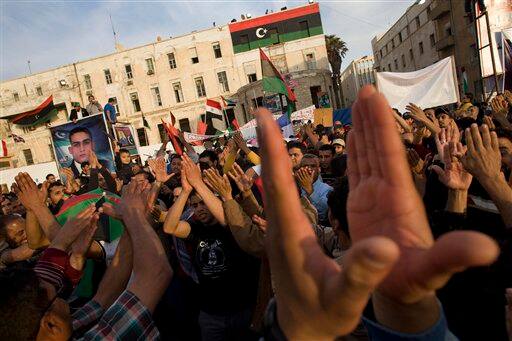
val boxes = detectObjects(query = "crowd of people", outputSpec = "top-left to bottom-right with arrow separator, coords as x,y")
1,85 -> 512,340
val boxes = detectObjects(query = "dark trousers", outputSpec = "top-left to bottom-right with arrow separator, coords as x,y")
198,308 -> 258,341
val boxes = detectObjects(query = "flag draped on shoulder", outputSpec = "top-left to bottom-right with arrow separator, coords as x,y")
260,48 -> 297,102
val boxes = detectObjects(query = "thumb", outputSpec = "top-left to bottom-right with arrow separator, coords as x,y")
324,237 -> 399,330
430,165 -> 444,178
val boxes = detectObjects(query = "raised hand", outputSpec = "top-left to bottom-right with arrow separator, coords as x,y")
148,157 -> 175,183
461,124 -> 502,181
407,149 -> 425,175
294,167 -> 314,195
12,173 -> 48,211
203,168 -> 232,201
491,96 -> 509,118
180,168 -> 193,193
116,180 -> 151,221
346,86 -> 497,325
50,205 -> 97,251
252,215 -> 267,233
256,104 -> 399,339
181,154 -> 203,188
233,131 -> 245,149
69,211 -> 100,270
228,163 -> 254,194
482,115 -> 496,131
431,142 -> 472,190
89,150 -> 100,169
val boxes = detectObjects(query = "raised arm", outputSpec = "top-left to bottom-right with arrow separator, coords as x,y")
182,154 -> 226,225
162,169 -> 192,238
406,103 -> 441,135
116,181 -> 172,312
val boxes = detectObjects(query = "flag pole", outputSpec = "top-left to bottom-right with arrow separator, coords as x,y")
252,89 -> 259,109
219,96 -> 230,133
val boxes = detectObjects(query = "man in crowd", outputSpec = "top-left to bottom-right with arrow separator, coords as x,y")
287,140 -> 305,171
69,102 -> 89,123
86,95 -> 103,116
45,174 -> 57,183
0,215 -> 36,270
332,138 -> 345,155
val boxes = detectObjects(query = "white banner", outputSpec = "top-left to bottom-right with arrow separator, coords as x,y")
376,56 -> 459,113
183,132 -> 217,143
290,105 -> 315,122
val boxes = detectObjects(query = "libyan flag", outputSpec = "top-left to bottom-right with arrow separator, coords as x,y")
11,95 -> 58,126
260,48 -> 297,117
55,188 -> 124,298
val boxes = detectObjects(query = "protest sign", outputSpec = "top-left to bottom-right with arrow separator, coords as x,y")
290,105 -> 315,122
114,125 -> 138,155
314,108 -> 334,127
50,114 -> 115,178
375,56 -> 459,113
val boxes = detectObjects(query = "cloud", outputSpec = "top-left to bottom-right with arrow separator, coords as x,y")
1,0 -> 410,81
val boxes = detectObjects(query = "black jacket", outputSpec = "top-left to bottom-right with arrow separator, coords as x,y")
69,108 -> 89,121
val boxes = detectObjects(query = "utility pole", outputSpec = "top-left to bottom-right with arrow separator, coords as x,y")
27,60 -> 32,75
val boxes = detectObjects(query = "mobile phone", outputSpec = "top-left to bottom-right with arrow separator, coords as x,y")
95,193 -> 106,211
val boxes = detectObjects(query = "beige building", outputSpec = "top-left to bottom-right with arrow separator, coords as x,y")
429,0 -> 512,97
371,0 -> 440,73
0,3 -> 330,169
339,55 -> 375,107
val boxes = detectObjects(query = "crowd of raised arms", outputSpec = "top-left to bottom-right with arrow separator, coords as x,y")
1,86 -> 512,341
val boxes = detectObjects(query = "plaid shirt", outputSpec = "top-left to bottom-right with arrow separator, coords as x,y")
72,290 -> 159,340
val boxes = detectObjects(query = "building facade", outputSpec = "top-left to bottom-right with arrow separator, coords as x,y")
339,55 -> 375,107
371,0 -> 440,73
429,0 -> 512,98
0,3 -> 331,169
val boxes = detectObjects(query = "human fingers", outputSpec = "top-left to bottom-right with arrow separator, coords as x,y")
470,124 -> 484,151
326,237 -> 399,331
464,128 -> 476,155
480,124 -> 492,149
350,91 -> 372,178
411,231 -> 498,296
346,133 -> 360,187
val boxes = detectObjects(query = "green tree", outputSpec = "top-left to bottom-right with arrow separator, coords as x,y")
326,34 -> 348,108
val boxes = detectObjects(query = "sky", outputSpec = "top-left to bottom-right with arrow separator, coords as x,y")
0,0 -> 413,81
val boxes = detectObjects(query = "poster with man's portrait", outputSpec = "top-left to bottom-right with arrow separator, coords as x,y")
114,125 -> 139,156
50,114 -> 115,177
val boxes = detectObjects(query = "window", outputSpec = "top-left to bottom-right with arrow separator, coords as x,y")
380,49 -> 383,58
179,118 -> 191,132
248,73 -> 257,83
137,128 -> 148,146
409,49 -> 414,60
104,69 -> 113,84
130,92 -> 141,112
430,34 -> 435,47
401,54 -> 406,67
146,58 -> 155,74
399,32 -> 403,43
240,34 -> 250,49
299,20 -> 310,36
111,96 -> 120,115
305,53 -> 316,70
268,28 -> 279,44
217,71 -> 230,92
35,87 -> 43,96
167,53 -> 177,69
173,82 -> 184,103
213,43 -> 222,58
157,123 -> 167,143
195,77 -> 206,98
125,64 -> 133,79
391,39 -> 395,48
151,86 -> 162,107
23,149 -> 34,165
388,63 -> 392,71
13,92 -> 19,102
190,47 -> 199,64
48,144 -> 55,160
415,16 -> 420,29
419,41 -> 424,54
84,74 -> 92,89
394,59 -> 398,70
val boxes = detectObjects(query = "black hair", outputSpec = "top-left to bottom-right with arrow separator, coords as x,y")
199,150 -> 219,164
319,144 -> 335,154
327,177 -> 350,238
287,141 -> 306,154
48,182 -> 63,193
108,97 -> 115,103
0,215 -> 24,247
68,127 -> 92,143
45,174 -> 55,180
119,148 -> 130,155
331,154 -> 348,178
0,267 -> 50,340
465,92 -> 474,101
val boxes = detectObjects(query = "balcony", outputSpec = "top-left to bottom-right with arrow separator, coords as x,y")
436,35 -> 455,51
429,1 -> 450,21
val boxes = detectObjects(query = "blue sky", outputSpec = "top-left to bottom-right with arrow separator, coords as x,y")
0,0 -> 412,81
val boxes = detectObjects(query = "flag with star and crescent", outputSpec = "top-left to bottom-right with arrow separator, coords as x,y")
228,3 -> 323,54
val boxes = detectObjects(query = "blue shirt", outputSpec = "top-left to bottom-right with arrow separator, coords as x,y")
302,177 -> 332,223
104,103 -> 117,123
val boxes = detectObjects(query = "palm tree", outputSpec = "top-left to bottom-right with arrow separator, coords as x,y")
325,35 -> 348,109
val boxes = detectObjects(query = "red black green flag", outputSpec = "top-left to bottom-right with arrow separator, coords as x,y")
229,4 -> 323,54
260,48 -> 297,102
11,95 -> 58,126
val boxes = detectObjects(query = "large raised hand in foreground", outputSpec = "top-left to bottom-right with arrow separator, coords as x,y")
255,85 -> 499,340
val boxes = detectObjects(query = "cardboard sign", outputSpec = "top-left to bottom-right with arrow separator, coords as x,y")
313,108 -> 333,127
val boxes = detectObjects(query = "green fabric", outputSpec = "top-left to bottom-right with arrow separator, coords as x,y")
233,26 -> 323,53
263,76 -> 289,97
15,108 -> 58,127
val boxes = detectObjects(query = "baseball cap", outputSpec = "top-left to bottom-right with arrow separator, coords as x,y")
334,120 -> 343,127
332,139 -> 345,147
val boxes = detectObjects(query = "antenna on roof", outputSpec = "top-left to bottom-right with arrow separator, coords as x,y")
109,12 -> 118,47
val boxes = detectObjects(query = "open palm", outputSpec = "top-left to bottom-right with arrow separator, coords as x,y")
347,87 -> 496,304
